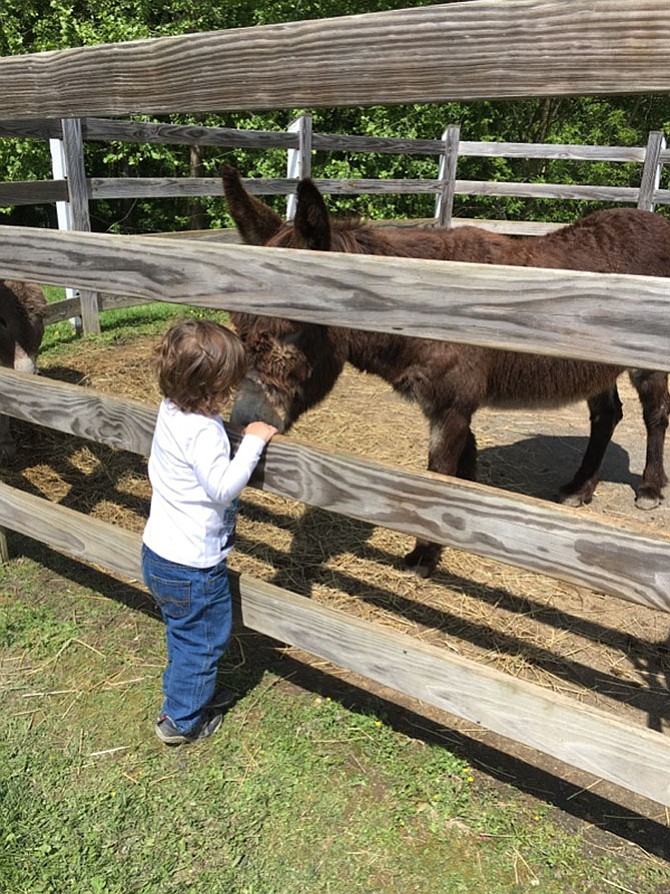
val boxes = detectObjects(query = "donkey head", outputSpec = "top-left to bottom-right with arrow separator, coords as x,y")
0,280 -> 46,373
222,166 -> 344,432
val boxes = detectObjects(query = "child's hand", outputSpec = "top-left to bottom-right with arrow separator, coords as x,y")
244,421 -> 278,444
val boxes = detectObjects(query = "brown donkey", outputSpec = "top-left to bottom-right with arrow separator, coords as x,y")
0,280 -> 47,458
222,165 -> 669,577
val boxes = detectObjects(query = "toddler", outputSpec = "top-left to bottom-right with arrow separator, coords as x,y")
142,318 -> 276,744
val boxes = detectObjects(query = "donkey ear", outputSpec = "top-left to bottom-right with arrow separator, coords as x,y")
293,179 -> 332,251
221,164 -> 284,245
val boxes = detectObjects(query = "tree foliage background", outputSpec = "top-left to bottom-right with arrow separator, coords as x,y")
2,0 -> 670,233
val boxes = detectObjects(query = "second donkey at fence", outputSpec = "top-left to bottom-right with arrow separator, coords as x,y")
0,280 -> 47,458
222,165 -> 670,578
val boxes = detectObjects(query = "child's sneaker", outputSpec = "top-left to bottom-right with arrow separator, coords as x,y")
155,711 -> 223,745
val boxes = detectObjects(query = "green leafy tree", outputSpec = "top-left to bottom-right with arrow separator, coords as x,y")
2,0 -> 670,231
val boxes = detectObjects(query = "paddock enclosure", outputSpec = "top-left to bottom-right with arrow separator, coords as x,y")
1,0 -> 670,809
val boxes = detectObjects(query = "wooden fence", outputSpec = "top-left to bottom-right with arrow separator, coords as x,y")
1,0 -> 670,807
1,113 -> 669,333
2,115 -> 667,220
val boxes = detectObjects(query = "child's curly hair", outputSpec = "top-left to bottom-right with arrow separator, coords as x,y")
154,318 -> 248,415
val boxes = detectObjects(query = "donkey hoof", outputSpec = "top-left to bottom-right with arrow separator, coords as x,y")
635,491 -> 662,511
558,481 -> 596,508
558,491 -> 588,508
402,546 -> 439,579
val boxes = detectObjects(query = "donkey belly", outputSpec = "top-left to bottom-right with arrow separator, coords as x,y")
482,355 -> 624,409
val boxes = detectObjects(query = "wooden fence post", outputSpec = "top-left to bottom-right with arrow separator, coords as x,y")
637,130 -> 666,211
286,114 -> 313,220
435,124 -> 460,226
54,118 -> 100,335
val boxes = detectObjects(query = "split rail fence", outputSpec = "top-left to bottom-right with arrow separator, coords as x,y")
0,0 -> 670,807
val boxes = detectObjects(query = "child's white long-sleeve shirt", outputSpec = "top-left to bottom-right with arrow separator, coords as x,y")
143,399 -> 266,568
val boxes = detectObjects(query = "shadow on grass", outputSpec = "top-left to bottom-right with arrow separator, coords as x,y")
6,529 -> 670,863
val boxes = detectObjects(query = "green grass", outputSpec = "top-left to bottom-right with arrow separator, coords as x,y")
1,553 -> 669,894
40,284 -> 229,355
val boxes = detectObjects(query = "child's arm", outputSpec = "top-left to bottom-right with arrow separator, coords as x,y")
192,420 -> 276,505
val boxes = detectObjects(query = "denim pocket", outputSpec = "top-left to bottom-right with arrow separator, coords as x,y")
148,574 -> 191,620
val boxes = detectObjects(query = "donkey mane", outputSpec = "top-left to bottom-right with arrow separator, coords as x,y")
270,216 -> 419,256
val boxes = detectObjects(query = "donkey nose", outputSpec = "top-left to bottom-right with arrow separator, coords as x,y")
13,345 -> 38,374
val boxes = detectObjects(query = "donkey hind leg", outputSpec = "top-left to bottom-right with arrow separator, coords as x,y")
558,387 -> 623,507
629,369 -> 669,509
403,414 -> 476,579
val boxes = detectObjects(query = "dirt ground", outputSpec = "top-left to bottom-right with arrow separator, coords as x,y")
6,333 -> 670,838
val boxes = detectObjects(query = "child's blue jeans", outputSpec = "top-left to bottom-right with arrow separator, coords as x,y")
141,543 -> 233,734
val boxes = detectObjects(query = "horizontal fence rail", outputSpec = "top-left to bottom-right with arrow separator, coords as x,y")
2,117 -> 662,160
4,177 -> 664,206
3,1 -> 670,118
1,225 -> 669,371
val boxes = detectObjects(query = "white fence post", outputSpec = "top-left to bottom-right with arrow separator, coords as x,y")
286,114 -> 313,220
50,118 -> 100,335
435,124 -> 460,226
638,130 -> 666,212
49,133 -> 80,333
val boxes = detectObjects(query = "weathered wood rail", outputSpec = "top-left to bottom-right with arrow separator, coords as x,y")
1,0 -> 670,807
2,226 -> 669,371
0,116 -> 667,219
3,0 -> 670,115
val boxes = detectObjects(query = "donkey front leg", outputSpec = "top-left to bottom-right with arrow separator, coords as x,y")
629,369 -> 669,509
559,387 -> 623,507
403,409 -> 476,579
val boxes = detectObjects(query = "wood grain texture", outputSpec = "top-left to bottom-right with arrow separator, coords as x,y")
638,131 -> 666,211
1,477 -> 669,807
458,140 -> 649,163
68,175 -> 670,207
0,180 -> 68,207
454,180 -> 641,204
81,117 -> 295,149
0,481 -> 141,581
0,225 -> 668,370
1,367 -> 668,613
2,1 -> 670,117
0,119 -> 62,140
0,368 -> 155,455
61,117 -> 100,335
1,116 -> 651,161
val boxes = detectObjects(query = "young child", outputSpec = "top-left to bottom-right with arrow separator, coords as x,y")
142,318 -> 277,745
